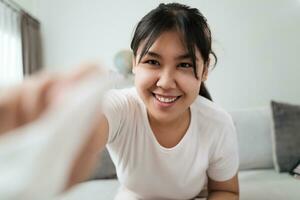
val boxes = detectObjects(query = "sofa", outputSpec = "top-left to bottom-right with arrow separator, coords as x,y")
58,104 -> 300,200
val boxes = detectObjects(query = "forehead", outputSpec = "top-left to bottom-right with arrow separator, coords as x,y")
137,30 -> 202,59
151,30 -> 186,49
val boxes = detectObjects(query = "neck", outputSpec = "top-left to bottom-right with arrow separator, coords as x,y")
148,108 -> 191,132
147,108 -> 191,148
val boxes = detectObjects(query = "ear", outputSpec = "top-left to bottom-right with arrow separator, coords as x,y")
202,58 -> 212,81
202,65 -> 209,81
132,55 -> 136,74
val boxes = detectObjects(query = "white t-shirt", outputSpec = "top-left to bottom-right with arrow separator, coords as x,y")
103,87 -> 239,200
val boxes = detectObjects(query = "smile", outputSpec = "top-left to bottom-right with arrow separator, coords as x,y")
152,93 -> 181,105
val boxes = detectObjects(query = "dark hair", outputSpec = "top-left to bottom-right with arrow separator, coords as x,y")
130,3 -> 216,101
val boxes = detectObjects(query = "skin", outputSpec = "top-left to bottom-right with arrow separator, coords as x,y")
207,175 -> 239,200
133,30 -> 208,148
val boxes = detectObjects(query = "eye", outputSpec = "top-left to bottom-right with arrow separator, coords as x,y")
178,63 -> 193,68
145,59 -> 160,66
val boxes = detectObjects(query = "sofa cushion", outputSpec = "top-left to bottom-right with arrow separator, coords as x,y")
58,179 -> 120,200
230,107 -> 274,170
270,101 -> 300,172
62,170 -> 300,200
239,169 -> 300,200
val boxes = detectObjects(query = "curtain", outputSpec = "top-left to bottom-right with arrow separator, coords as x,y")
0,0 -> 23,86
21,12 -> 42,76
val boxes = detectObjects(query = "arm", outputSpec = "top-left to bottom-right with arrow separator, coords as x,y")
65,114 -> 109,189
207,174 -> 239,200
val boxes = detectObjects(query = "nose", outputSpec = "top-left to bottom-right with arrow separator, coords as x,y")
156,69 -> 176,90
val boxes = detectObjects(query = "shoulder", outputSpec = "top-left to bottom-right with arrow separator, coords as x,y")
104,87 -> 140,106
103,87 -> 144,116
191,96 -> 234,130
192,97 -> 238,163
103,87 -> 144,143
105,87 -> 136,99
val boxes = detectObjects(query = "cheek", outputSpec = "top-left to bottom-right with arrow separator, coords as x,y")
134,68 -> 157,89
177,73 -> 201,96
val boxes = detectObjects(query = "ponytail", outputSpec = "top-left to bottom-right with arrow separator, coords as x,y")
199,83 -> 212,101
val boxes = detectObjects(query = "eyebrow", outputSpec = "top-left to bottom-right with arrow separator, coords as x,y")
146,51 -> 199,61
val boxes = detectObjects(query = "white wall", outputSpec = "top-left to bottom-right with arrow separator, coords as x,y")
203,0 -> 300,110
32,0 -> 300,110
13,0 -> 38,17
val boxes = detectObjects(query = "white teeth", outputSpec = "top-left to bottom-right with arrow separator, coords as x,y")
155,95 -> 177,103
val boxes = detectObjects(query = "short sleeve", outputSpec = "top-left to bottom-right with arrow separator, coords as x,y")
207,118 -> 239,181
102,89 -> 129,144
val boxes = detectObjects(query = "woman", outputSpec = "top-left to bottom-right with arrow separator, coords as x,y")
94,3 -> 239,200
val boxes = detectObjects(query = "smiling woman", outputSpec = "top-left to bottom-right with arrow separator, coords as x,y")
90,3 -> 239,200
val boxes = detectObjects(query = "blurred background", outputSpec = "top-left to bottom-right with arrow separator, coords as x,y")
1,0 -> 300,110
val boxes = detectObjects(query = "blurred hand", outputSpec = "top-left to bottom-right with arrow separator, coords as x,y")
0,64 -> 109,192
0,65 -> 100,135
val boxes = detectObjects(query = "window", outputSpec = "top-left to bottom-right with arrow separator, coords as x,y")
0,1 -> 23,86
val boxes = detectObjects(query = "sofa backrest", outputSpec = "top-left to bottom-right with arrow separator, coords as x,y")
229,107 -> 274,171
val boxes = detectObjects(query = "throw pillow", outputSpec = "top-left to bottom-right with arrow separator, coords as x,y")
270,101 -> 300,172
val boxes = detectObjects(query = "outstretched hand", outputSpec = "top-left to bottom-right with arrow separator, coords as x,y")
0,65 -> 100,135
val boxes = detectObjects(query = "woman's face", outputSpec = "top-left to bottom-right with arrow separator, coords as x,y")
133,30 -> 208,124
